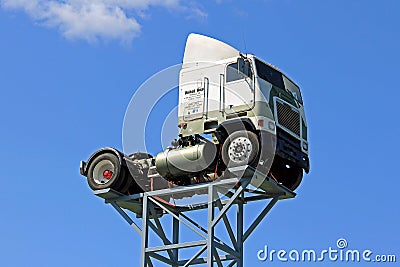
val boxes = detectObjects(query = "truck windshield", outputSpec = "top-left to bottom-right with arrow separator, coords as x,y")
283,75 -> 303,104
255,58 -> 303,104
255,59 -> 284,89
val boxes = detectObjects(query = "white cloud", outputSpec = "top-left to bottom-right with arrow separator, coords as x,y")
1,0 -> 205,44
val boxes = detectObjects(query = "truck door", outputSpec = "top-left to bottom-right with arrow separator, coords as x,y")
224,58 -> 255,114
179,63 -> 223,122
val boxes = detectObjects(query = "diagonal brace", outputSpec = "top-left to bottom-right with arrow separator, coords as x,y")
109,201 -> 142,235
244,197 -> 278,241
211,178 -> 250,228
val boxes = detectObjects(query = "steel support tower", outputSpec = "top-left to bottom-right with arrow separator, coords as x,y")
94,166 -> 295,266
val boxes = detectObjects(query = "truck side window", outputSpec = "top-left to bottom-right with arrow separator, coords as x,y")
226,58 -> 252,83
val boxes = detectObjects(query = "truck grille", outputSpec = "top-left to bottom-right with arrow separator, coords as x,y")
276,100 -> 300,136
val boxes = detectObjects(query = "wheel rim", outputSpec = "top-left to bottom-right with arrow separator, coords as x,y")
92,160 -> 115,185
228,137 -> 252,163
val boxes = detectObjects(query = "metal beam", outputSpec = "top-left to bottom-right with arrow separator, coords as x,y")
244,192 -> 284,203
207,184 -> 215,266
182,245 -> 207,267
236,193 -> 244,267
211,178 -> 250,228
146,256 -> 154,267
147,252 -> 174,265
109,201 -> 142,235
172,216 -> 179,267
140,195 -> 149,267
179,255 -> 236,266
147,219 -> 171,246
243,197 -> 278,241
215,198 -> 238,250
146,240 -> 207,253
213,248 -> 223,267
148,206 -> 176,261
105,192 -> 142,203
178,202 -> 232,250
214,242 -> 240,258
149,197 -> 208,239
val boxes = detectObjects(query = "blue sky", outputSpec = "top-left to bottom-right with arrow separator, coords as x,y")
1,0 -> 399,266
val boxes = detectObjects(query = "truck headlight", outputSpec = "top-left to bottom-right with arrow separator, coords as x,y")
268,121 -> 275,131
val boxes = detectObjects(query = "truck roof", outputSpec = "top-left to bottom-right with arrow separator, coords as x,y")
182,33 -> 239,68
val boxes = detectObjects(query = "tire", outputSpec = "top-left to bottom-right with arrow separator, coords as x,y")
118,169 -> 134,194
289,170 -> 303,191
269,158 -> 303,191
87,153 -> 126,191
221,130 -> 260,168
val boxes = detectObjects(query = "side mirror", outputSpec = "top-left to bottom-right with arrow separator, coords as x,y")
236,58 -> 253,79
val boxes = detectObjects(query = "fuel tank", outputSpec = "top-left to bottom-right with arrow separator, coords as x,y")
155,142 -> 218,179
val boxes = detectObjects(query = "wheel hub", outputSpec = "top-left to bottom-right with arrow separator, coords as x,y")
228,137 -> 252,162
103,170 -> 113,179
93,160 -> 115,185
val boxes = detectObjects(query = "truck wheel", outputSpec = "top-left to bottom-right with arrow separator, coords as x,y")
222,130 -> 259,168
289,170 -> 303,191
270,159 -> 303,191
87,153 -> 126,191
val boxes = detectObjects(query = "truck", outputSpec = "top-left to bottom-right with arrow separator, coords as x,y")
80,33 -> 310,199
